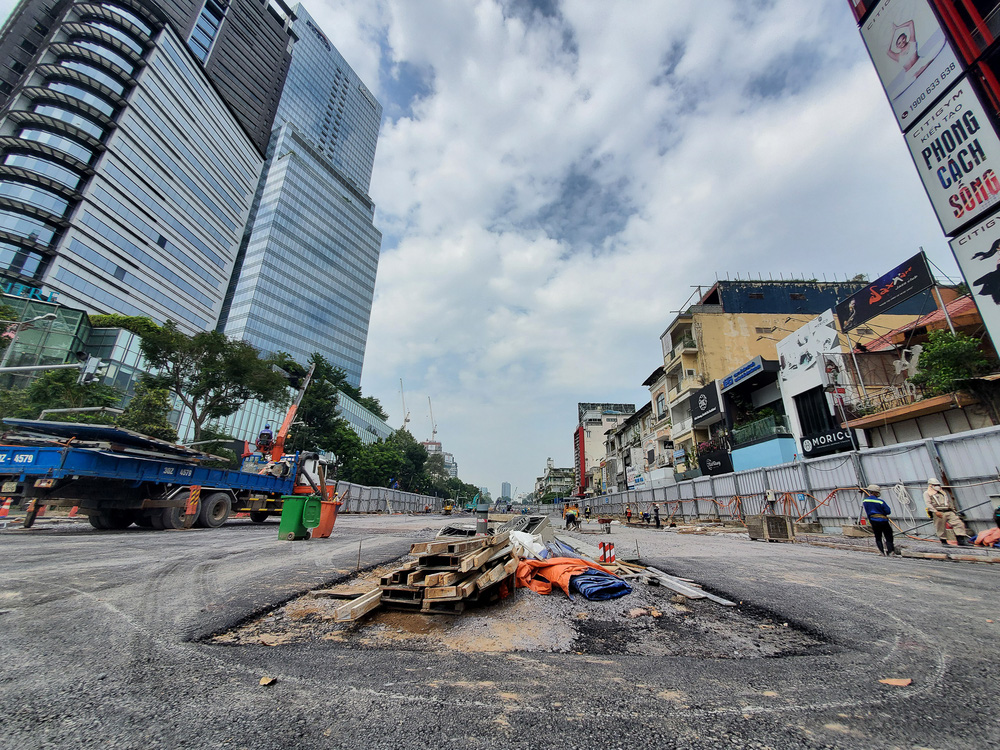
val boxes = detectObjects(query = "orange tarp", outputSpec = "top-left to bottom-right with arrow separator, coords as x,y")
972,528 -> 1000,547
515,557 -> 614,597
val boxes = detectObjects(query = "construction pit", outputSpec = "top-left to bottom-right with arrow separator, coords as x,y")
211,517 -> 824,659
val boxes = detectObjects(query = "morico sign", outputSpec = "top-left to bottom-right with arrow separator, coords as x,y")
801,428 -> 856,457
835,251 -> 934,332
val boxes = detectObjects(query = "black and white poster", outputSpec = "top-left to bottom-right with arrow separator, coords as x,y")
949,212 -> 1000,352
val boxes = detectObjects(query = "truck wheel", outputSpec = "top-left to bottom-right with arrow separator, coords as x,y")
158,503 -> 197,530
196,493 -> 230,528
249,511 -> 269,523
106,510 -> 135,530
88,511 -> 132,530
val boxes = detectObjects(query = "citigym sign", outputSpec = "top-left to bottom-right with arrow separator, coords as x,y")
905,81 -> 1000,235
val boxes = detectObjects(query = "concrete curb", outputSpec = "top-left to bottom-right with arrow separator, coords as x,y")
804,539 -> 1000,563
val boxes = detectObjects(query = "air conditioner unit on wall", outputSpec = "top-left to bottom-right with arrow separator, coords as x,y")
745,514 -> 796,542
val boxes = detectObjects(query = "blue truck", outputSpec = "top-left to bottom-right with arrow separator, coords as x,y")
0,419 -> 329,530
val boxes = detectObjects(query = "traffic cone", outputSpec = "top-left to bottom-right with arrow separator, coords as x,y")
68,506 -> 79,518
0,498 -> 11,518
35,504 -> 46,518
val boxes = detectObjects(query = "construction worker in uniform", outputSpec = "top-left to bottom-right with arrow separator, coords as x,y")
861,484 -> 897,556
923,477 -> 969,546
255,424 -> 274,456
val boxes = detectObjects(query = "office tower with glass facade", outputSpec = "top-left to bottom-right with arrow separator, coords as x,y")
0,0 -> 294,333
220,4 -> 383,388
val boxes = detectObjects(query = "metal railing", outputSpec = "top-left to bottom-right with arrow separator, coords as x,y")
731,415 -> 792,446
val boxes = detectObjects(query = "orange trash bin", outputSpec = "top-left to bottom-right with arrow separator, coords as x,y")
312,491 -> 341,539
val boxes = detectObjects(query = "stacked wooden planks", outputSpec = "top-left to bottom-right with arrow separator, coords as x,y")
334,532 -> 518,621
381,532 -> 518,614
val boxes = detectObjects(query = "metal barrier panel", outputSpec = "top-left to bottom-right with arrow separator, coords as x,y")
710,474 -> 738,521
764,463 -> 805,494
692,476 -> 713,518
860,440 -> 936,489
804,453 -> 861,527
933,427 -> 1000,524
736,468 -> 767,516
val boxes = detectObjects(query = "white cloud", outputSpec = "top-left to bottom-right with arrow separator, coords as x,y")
350,0 -> 954,497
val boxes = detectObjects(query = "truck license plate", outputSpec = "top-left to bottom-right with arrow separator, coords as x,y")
2,481 -> 17,493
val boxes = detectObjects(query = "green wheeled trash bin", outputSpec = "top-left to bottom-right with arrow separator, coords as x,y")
278,495 -> 322,540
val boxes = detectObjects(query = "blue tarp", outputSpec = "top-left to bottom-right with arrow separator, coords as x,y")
569,569 -> 632,600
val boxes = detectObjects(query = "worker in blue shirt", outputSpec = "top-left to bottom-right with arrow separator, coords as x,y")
861,484 -> 898,556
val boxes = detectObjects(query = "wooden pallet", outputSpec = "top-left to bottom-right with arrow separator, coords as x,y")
334,534 -> 520,622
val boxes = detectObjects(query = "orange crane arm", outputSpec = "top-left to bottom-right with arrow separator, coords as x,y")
270,362 -> 316,461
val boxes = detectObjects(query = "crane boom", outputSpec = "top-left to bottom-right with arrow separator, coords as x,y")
269,362 -> 316,461
428,396 -> 437,441
399,378 -> 410,431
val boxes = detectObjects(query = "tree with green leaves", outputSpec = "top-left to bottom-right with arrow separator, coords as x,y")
908,329 -> 992,396
0,368 -> 120,423
285,353 -> 363,473
88,314 -> 161,339
115,377 -> 177,441
357,395 -> 387,420
389,429 -> 430,492
138,320 -> 289,442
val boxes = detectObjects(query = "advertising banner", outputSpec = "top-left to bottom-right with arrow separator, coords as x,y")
690,381 -> 723,425
776,310 -> 842,397
836,251 -> 934,331
949,213 -> 1000,351
860,0 -> 962,129
721,356 -> 764,393
698,449 -> 734,477
905,81 -> 1000,234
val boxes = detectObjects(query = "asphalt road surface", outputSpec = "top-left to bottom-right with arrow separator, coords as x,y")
1,515 -> 997,750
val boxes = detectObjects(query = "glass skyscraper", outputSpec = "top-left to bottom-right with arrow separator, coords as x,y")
220,4 -> 383,388
0,0 -> 282,335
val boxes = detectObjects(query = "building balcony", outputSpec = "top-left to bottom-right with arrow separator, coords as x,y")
671,416 -> 694,438
730,415 -> 792,446
667,379 -> 699,401
844,389 -> 980,429
665,336 -> 698,365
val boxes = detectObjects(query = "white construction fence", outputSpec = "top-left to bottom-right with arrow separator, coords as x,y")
584,425 -> 1000,535
332,481 -> 444,515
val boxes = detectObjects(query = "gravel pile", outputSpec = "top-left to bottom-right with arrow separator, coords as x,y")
211,554 -> 823,658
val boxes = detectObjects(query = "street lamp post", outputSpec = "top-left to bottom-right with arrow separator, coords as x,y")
0,313 -> 57,369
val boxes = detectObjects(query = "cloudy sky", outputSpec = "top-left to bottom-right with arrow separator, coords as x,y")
306,0 -> 959,498
0,1 -> 963,499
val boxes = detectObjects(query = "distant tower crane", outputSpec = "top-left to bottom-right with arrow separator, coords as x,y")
399,378 -> 411,431
428,396 -> 437,442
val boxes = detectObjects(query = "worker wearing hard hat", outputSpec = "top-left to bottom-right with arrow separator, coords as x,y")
861,484 -> 897,556
923,478 -> 969,546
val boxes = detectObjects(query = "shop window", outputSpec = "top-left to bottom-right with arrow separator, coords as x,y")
794,386 -> 835,436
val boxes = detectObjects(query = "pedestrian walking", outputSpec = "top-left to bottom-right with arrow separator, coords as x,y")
625,506 -> 632,524
653,504 -> 661,529
923,478 -> 969,546
861,484 -> 897,556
